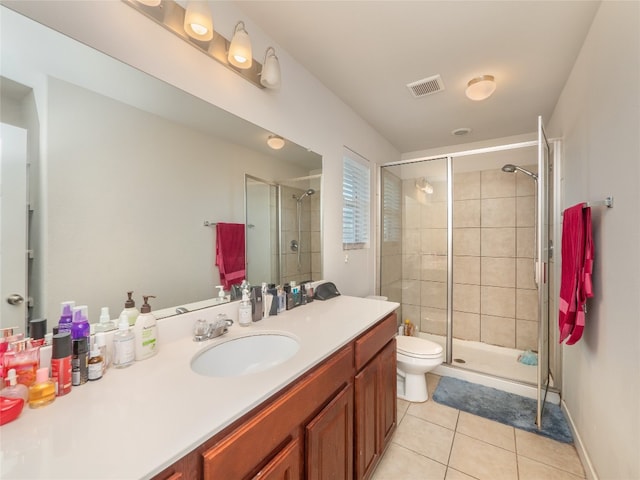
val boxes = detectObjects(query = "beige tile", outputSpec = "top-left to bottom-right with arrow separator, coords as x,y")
481,286 -> 515,317
422,201 -> 448,228
456,412 -> 515,452
453,228 -> 480,256
517,454 -> 586,480
420,307 -> 447,335
453,255 -> 480,285
403,228 -> 421,254
383,254 -> 402,282
397,398 -> 410,423
515,429 -> 585,477
430,179 -> 448,203
481,169 -> 516,198
404,201 -> 421,228
453,283 -> 480,314
516,164 -> 538,197
453,200 -> 480,228
481,257 -> 516,288
481,197 -> 516,228
516,258 -> 536,289
422,228 -> 448,255
481,314 -> 516,348
402,279 -> 421,306
402,254 -> 421,280
427,373 -> 441,397
449,433 -> 517,480
452,311 -> 480,341
453,171 -> 480,200
516,227 -> 535,258
422,281 -> 447,309
516,288 -> 538,321
401,304 -> 420,326
516,319 -> 538,351
516,195 -> 535,227
392,414 -> 455,464
422,254 -> 447,282
445,468 -> 477,480
481,227 -> 516,257
372,443 -> 447,480
407,399 -> 459,430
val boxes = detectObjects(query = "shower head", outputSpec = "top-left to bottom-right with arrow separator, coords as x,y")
501,164 -> 538,181
295,189 -> 316,202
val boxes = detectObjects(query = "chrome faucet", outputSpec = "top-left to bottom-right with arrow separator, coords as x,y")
193,315 -> 233,342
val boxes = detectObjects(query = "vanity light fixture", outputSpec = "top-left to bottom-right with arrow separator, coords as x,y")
267,135 -> 285,150
260,47 -> 281,90
124,0 -> 270,89
228,21 -> 252,69
184,1 -> 214,42
465,75 -> 496,101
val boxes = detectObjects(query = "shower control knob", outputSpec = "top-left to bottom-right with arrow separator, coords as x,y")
6,294 -> 24,306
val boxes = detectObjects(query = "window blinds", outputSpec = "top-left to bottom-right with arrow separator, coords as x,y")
383,171 -> 401,242
342,150 -> 370,250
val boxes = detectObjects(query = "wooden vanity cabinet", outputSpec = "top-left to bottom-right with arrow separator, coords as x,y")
354,313 -> 398,480
152,312 -> 397,480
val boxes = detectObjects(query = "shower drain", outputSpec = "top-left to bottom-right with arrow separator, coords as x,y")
453,358 -> 466,364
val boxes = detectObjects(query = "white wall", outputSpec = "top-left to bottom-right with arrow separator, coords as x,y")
3,1 -> 400,298
547,2 -> 640,478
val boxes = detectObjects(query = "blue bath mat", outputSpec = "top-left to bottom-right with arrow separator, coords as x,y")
433,376 -> 573,443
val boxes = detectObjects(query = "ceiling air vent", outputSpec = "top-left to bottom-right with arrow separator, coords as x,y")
407,75 -> 445,98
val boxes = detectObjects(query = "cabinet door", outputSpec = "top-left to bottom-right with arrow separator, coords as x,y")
305,383 -> 353,480
379,339 -> 397,447
354,358 -> 380,480
253,438 -> 302,480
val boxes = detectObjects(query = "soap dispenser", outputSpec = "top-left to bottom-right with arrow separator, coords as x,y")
120,291 -> 140,327
215,286 -> 226,304
133,295 -> 158,361
238,288 -> 252,327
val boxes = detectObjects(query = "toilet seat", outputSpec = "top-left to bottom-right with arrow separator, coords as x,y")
397,336 -> 443,359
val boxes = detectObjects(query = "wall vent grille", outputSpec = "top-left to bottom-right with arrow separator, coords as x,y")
407,75 -> 445,98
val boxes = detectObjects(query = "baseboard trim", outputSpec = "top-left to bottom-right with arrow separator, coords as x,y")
561,400 -> 598,480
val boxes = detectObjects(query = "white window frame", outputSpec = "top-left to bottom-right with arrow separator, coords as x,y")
342,148 -> 370,250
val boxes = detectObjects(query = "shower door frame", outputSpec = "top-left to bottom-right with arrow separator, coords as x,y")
380,137 -> 554,412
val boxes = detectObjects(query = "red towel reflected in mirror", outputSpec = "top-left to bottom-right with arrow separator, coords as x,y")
215,223 -> 246,290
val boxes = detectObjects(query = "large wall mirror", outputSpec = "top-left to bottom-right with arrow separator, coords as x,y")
0,7 -> 322,332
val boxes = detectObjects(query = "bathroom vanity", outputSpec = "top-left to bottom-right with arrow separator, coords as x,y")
0,296 -> 398,480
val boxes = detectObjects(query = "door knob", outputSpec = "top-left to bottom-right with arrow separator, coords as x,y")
7,294 -> 24,306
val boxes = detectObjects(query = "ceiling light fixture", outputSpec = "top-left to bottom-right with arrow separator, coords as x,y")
267,135 -> 285,150
260,47 -> 281,90
228,21 -> 252,69
465,75 -> 496,101
184,1 -> 214,42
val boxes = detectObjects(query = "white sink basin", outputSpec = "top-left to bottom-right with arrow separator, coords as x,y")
191,333 -> 300,377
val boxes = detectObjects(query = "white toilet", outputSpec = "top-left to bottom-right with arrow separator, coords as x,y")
396,336 -> 444,402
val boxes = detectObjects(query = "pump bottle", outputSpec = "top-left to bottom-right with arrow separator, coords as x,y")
238,288 -> 252,327
120,291 -> 140,327
133,295 -> 158,361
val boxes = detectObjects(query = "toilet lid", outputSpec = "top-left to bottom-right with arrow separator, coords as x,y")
396,336 -> 443,358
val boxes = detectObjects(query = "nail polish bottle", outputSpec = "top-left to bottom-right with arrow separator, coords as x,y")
0,368 -> 29,403
28,367 -> 56,408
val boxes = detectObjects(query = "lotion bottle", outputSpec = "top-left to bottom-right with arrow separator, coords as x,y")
238,289 -> 252,327
133,295 -> 158,361
120,291 -> 140,327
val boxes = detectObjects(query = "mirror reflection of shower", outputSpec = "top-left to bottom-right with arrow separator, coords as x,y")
292,189 -> 316,268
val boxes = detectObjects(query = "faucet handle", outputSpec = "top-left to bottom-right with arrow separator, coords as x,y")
193,319 -> 209,341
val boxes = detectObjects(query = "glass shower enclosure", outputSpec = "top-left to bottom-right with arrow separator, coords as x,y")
381,119 -> 555,427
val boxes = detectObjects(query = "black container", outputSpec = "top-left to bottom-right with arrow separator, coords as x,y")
72,337 -> 88,386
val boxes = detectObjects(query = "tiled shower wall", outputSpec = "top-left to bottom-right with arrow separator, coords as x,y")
280,186 -> 321,285
383,164 -> 539,351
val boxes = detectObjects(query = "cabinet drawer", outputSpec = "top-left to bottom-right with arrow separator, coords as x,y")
354,313 -> 397,371
203,344 -> 353,479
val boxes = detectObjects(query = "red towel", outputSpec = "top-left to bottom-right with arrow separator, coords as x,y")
558,204 -> 594,345
215,223 -> 246,290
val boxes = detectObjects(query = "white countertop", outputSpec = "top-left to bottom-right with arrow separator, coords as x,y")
0,295 -> 399,479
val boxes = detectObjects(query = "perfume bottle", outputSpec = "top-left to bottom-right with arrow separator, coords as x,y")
1,368 -> 29,403
28,367 -> 56,409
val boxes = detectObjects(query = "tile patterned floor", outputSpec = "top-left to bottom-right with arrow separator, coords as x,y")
372,374 -> 585,480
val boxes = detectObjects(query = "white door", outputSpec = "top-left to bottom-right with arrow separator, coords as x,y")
1,123 -> 28,332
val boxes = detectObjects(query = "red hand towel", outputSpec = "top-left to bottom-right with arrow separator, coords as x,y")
215,223 -> 246,290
